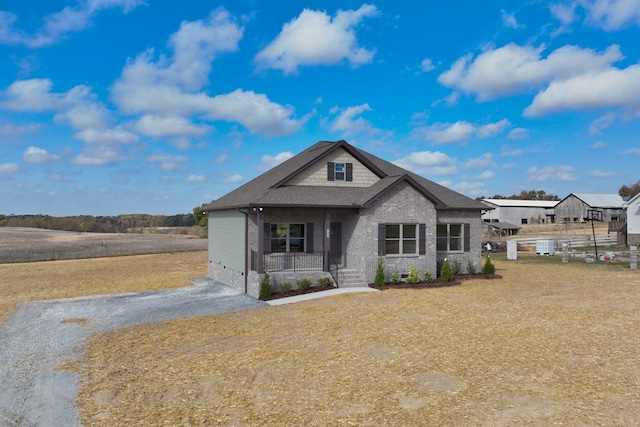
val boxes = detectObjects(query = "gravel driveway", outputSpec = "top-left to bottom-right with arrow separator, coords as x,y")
0,278 -> 266,427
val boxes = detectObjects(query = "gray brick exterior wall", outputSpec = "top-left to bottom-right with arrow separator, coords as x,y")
210,183 -> 484,296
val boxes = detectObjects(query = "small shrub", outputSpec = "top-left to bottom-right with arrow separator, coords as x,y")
423,269 -> 434,283
450,257 -> 462,276
317,277 -> 333,288
440,258 -> 454,282
483,255 -> 496,275
374,257 -> 386,286
406,264 -> 420,284
297,278 -> 312,291
467,259 -> 477,275
259,271 -> 272,299
391,269 -> 400,284
276,282 -> 292,295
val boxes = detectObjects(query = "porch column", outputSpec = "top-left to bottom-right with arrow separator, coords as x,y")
257,210 -> 265,274
323,212 -> 331,272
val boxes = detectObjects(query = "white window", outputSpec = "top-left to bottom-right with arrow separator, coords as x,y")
385,224 -> 417,255
436,224 -> 463,252
270,223 -> 305,253
334,162 -> 345,181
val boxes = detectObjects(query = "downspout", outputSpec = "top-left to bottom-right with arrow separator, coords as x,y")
237,208 -> 249,294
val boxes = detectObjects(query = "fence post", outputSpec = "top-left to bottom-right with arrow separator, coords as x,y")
631,246 -> 637,270
562,242 -> 568,264
507,240 -> 517,260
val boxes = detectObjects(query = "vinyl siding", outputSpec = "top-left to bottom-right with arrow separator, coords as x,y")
209,210 -> 245,272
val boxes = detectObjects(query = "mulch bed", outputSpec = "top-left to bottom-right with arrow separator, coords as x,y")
261,274 -> 502,300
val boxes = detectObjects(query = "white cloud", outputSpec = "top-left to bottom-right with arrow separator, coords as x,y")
261,151 -> 294,169
187,174 -> 207,182
620,148 -> 640,155
476,170 -> 496,180
525,64 -> 640,117
0,0 -> 145,48
527,165 -> 577,182
580,0 -> 640,30
133,114 -> 209,137
393,151 -> 458,176
414,119 -> 509,144
592,141 -> 607,148
420,58 -> 435,72
501,9 -> 522,29
476,119 -> 510,138
213,154 -> 228,165
110,10 -> 303,136
329,104 -> 377,135
507,127 -> 529,139
73,127 -> 138,145
464,153 -> 497,169
71,145 -> 124,165
0,163 -> 20,175
500,145 -> 524,156
146,153 -> 189,171
588,170 -> 617,177
0,122 -> 40,138
451,180 -> 486,196
431,91 -> 460,107
589,113 -> 616,135
23,146 -> 60,164
254,4 -> 379,74
438,43 -> 622,101
223,174 -> 243,183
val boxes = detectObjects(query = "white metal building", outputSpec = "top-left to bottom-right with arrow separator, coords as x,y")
481,199 -> 558,225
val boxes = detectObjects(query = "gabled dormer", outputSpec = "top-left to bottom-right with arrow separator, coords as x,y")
283,146 -> 381,188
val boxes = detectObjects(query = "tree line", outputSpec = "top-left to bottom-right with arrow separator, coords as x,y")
477,181 -> 640,202
0,212 -> 201,233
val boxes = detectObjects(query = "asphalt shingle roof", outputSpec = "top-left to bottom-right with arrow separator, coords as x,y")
204,140 -> 487,212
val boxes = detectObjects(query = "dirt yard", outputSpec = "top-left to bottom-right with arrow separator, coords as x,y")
67,260 -> 640,426
0,251 -> 207,325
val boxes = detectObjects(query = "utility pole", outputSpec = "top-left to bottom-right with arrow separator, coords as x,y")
586,209 -> 602,261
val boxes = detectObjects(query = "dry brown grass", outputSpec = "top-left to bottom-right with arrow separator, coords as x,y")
0,251 -> 207,325
72,260 -> 640,426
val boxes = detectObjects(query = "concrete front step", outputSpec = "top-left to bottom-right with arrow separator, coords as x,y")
334,270 -> 367,288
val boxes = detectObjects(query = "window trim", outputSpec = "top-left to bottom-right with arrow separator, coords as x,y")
436,223 -> 466,253
384,223 -> 418,256
269,223 -> 306,253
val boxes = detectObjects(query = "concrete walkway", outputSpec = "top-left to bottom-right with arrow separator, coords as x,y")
265,286 -> 378,305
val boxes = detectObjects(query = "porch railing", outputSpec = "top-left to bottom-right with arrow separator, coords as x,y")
328,254 -> 343,288
251,250 -> 324,272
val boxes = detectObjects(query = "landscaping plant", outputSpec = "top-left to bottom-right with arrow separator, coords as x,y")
374,257 -> 386,286
406,264 -> 421,284
451,257 -> 462,276
483,255 -> 496,275
467,259 -> 477,275
423,269 -> 434,283
440,258 -> 454,282
391,269 -> 401,284
276,282 -> 292,296
259,271 -> 272,299
297,279 -> 312,292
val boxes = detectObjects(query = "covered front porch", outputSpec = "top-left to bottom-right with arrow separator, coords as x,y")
251,208 -> 361,288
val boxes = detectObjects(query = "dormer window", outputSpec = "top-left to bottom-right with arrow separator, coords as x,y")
327,162 -> 353,182
335,163 -> 345,181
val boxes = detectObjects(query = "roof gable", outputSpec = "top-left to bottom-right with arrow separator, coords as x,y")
203,140 -> 487,211
561,193 -> 625,208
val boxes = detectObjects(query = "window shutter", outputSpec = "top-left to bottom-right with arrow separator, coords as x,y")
263,222 -> 271,254
306,223 -> 314,253
378,223 -> 386,256
346,163 -> 353,182
419,223 -> 426,255
327,162 -> 335,181
464,223 -> 470,252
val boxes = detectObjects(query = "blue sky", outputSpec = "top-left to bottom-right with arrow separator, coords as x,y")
1,0 -> 639,216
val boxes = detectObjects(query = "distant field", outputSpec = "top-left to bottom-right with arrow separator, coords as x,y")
0,227 -> 207,263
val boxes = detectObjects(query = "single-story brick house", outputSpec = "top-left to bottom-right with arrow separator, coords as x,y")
203,140 -> 490,297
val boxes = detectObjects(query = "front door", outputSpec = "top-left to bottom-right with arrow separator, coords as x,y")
330,222 -> 342,266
